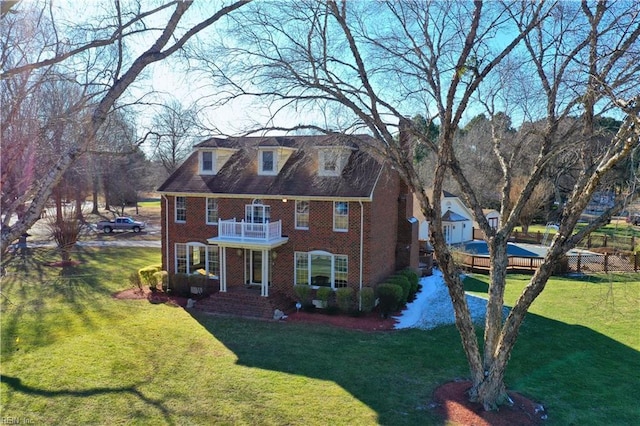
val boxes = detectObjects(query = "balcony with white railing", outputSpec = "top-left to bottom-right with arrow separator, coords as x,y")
208,218 -> 289,248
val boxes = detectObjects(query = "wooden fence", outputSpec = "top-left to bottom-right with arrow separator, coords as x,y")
473,228 -> 638,252
454,251 -> 640,275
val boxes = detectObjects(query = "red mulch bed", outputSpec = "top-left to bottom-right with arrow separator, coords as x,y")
112,288 -> 188,307
284,309 -> 398,331
432,380 -> 547,426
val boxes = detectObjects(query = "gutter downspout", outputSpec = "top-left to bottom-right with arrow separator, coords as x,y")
359,201 -> 364,311
162,194 -> 170,292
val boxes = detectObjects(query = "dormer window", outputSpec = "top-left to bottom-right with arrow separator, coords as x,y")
259,149 -> 277,175
199,150 -> 216,174
318,148 -> 346,176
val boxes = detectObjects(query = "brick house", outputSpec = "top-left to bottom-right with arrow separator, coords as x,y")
157,134 -> 419,314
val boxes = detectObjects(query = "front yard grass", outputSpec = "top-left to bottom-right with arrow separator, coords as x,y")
1,247 -> 638,425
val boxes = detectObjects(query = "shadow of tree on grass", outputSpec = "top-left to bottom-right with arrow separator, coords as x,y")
190,306 -> 640,425
0,374 -> 174,425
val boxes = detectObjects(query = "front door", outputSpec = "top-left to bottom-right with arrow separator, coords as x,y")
443,224 -> 452,244
250,250 -> 263,284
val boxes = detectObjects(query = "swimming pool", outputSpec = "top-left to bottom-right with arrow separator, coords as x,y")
457,240 -> 546,257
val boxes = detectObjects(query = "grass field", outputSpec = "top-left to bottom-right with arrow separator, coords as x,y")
1,247 -> 638,425
518,221 -> 640,238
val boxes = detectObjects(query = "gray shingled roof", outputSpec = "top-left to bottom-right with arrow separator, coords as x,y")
157,134 -> 385,199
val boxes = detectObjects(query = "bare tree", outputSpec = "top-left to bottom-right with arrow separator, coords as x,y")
0,0 -> 252,253
509,176 -> 552,233
200,0 -> 640,409
104,146 -> 151,216
150,99 -> 199,176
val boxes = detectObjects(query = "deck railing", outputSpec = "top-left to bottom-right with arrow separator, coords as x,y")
453,250 -> 640,274
217,219 -> 283,241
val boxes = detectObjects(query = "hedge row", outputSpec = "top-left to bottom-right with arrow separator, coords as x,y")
376,268 -> 420,318
292,284 -> 375,314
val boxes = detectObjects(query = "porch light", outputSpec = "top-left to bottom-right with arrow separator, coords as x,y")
282,198 -> 288,203
236,249 -> 243,257
271,251 -> 278,260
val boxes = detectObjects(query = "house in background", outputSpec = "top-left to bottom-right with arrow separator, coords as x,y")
480,209 -> 500,231
157,134 -> 419,316
413,191 -> 475,245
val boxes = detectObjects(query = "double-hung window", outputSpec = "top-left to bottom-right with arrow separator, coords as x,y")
259,150 -> 276,175
319,149 -> 340,176
333,201 -> 348,231
175,196 -> 186,223
294,252 -> 309,285
334,255 -> 348,288
206,198 -> 218,224
295,200 -> 309,230
200,151 -> 215,174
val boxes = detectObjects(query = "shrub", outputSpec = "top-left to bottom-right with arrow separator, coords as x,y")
358,286 -> 375,313
324,305 -> 340,315
376,283 -> 403,318
139,265 -> 161,288
316,286 -> 332,308
387,274 -> 410,306
153,271 -> 169,291
186,274 -> 208,297
293,284 -> 312,304
169,273 -> 209,297
45,206 -> 83,262
399,268 -> 419,299
335,287 -> 354,313
169,273 -> 189,297
129,271 -> 143,292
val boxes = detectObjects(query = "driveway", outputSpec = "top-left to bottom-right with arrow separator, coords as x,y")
15,207 -> 161,249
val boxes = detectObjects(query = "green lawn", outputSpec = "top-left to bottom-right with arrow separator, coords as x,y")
1,248 -> 639,425
518,221 -> 640,240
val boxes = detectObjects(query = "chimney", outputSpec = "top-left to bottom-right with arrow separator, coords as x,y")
398,116 -> 412,156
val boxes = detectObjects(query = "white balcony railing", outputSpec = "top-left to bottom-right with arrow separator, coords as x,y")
217,219 -> 283,241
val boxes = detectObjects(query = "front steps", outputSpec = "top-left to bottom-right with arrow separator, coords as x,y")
193,286 -> 295,319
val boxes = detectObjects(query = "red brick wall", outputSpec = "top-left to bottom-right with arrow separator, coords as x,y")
366,167 -> 404,286
161,167 -> 411,299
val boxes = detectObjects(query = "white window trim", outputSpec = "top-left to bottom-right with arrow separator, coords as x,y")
175,196 -> 186,223
333,201 -> 348,232
175,242 -> 220,278
245,202 -> 270,224
318,149 -> 341,177
206,197 -> 218,225
258,149 -> 277,175
295,200 -> 309,230
199,150 -> 217,175
294,250 -> 348,290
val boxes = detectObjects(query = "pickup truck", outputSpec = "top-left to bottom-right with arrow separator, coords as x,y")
96,217 -> 146,233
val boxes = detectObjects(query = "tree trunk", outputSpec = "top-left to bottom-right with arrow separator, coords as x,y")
75,194 -> 83,221
54,189 -> 63,224
484,239 -> 509,370
469,368 -> 510,411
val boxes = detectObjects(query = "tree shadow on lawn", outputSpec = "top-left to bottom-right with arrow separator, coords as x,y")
189,310 -> 640,425
1,246 -> 126,357
0,375 -> 175,425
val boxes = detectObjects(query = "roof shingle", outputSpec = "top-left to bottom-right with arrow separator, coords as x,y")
158,134 -> 384,199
